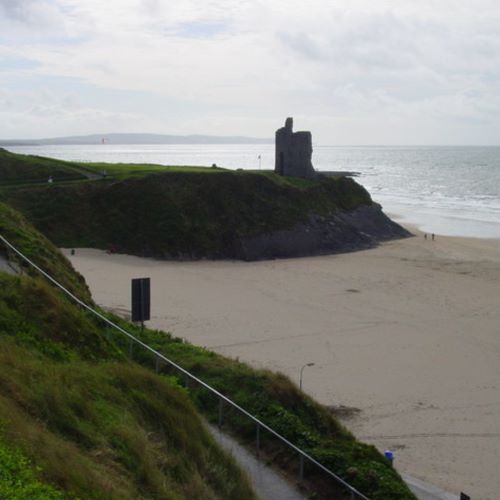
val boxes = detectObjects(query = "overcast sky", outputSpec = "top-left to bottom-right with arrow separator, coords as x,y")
1,0 -> 500,144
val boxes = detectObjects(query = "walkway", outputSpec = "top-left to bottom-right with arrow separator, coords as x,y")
404,474 -> 459,500
208,425 -> 306,500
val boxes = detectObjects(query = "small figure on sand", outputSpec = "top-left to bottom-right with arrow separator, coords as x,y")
424,233 -> 427,240
432,233 -> 435,241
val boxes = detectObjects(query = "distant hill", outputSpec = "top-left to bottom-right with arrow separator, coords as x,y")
0,133 -> 273,146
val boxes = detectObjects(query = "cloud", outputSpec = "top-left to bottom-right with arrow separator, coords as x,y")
0,85 -> 155,138
2,0 -> 500,142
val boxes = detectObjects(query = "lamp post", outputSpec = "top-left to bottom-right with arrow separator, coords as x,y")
299,362 -> 315,391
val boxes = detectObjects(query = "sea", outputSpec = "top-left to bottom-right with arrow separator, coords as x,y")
6,144 -> 500,240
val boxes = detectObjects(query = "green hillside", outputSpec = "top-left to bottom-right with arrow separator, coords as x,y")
0,202 -> 415,499
0,202 -> 256,499
0,148 -> 89,185
0,201 -> 91,302
2,154 -> 372,259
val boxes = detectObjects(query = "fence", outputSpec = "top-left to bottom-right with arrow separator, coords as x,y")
0,233 -> 369,500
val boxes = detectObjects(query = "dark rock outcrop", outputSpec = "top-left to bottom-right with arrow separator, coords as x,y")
236,204 -> 411,261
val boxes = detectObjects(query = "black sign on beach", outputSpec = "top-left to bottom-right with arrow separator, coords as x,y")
131,277 -> 151,324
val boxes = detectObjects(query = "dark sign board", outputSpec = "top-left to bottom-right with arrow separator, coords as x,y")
131,277 -> 150,323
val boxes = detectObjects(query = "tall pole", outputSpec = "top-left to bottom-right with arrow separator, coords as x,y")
299,362 -> 315,390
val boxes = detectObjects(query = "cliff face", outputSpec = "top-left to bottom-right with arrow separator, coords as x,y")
238,204 -> 410,260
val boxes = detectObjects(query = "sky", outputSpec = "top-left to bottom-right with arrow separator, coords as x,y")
1,0 -> 500,144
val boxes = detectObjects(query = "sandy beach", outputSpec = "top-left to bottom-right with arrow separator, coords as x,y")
64,229 -> 500,499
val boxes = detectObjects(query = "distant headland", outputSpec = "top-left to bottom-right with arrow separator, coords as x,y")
0,133 -> 273,147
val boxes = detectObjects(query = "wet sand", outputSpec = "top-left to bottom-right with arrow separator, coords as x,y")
64,229 -> 500,499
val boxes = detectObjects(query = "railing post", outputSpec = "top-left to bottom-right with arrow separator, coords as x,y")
155,356 -> 160,374
256,423 -> 261,453
128,338 -> 133,359
218,397 -> 223,428
299,454 -> 304,482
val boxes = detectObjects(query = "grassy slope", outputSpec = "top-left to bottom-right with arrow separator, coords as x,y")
0,148 -> 88,185
0,437 -> 64,499
0,201 -> 91,303
76,161 -> 228,179
0,202 -> 414,499
0,204 -> 255,498
0,274 -> 255,500
3,168 -> 371,259
120,324 -> 416,500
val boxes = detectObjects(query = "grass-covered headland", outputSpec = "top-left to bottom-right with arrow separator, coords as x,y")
0,199 -> 415,498
1,149 -> 408,260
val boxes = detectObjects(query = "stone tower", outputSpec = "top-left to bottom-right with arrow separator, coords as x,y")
274,117 -> 315,179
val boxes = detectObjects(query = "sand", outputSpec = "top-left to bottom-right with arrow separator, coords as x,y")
64,229 -> 500,499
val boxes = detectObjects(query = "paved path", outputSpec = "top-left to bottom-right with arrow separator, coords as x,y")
404,474 -> 460,500
208,425 -> 306,500
210,422 -> 463,500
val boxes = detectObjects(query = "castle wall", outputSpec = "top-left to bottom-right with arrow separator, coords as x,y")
275,118 -> 315,179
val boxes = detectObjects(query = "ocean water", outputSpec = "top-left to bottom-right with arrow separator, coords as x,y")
6,144 -> 500,239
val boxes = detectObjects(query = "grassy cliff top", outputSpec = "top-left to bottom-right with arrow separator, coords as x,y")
2,152 -> 372,259
0,148 -> 91,185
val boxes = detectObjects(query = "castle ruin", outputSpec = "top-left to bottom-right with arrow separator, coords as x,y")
275,117 -> 316,179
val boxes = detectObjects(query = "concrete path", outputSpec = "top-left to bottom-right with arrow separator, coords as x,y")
208,425 -> 306,500
210,422 -> 463,500
404,474 -> 460,500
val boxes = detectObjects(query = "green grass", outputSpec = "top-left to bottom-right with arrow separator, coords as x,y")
3,167 -> 372,259
0,268 -> 415,499
0,148 -> 89,185
110,322 -> 416,500
0,437 -> 64,499
0,277 -> 255,500
76,161 -> 228,180
1,149 -> 373,260
0,171 -> 414,499
0,201 -> 92,302
0,204 -> 256,499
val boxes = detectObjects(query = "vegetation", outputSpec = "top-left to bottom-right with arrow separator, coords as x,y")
109,321 -> 416,500
0,148 -> 89,185
0,158 -> 414,498
75,161 -> 228,180
0,201 -> 414,499
0,274 -> 255,499
2,155 -> 372,259
0,201 -> 256,499
0,201 -> 91,302
0,437 -> 64,499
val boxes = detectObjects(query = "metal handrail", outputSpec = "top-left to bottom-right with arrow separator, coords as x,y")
0,233 -> 369,500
